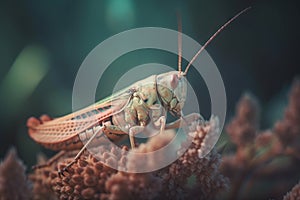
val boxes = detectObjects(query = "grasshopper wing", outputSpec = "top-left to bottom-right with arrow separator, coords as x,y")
27,90 -> 133,147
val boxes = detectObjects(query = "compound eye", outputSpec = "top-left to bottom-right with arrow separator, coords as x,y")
170,74 -> 179,89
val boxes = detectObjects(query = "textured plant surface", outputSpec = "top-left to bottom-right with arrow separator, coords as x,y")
284,182 -> 300,200
221,78 -> 300,199
0,148 -> 31,200
1,79 -> 299,200
27,117 -> 228,200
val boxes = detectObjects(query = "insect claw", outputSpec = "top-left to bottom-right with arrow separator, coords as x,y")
58,169 -> 65,178
58,166 -> 71,178
58,171 -> 62,178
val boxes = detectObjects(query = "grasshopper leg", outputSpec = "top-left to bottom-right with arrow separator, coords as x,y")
153,116 -> 166,135
102,123 -> 129,144
32,150 -> 66,170
103,123 -> 128,135
58,126 -> 104,177
128,126 -> 145,149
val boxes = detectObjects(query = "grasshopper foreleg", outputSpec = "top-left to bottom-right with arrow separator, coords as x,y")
128,115 -> 166,149
153,116 -> 166,135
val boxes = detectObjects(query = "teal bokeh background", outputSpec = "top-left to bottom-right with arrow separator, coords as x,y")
0,0 -> 299,167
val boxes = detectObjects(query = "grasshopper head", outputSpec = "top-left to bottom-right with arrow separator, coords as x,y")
156,71 -> 187,117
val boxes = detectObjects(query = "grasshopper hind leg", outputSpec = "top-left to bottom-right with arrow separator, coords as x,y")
32,150 -> 67,170
58,126 -> 104,177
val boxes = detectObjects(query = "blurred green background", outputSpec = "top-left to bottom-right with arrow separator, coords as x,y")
0,0 -> 299,167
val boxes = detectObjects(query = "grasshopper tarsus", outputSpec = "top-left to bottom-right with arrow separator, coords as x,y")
58,168 -> 67,178
58,164 -> 72,178
58,156 -> 79,178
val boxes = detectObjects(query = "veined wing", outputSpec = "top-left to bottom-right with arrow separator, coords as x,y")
28,89 -> 133,144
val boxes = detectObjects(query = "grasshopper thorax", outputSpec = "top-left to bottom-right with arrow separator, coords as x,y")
156,71 -> 187,117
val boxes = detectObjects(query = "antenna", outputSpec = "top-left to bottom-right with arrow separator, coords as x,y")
183,7 -> 251,75
177,13 -> 183,73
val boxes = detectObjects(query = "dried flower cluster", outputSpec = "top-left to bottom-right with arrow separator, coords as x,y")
27,117 -> 228,200
274,79 -> 300,158
221,78 -> 300,199
29,154 -> 57,200
1,78 -> 299,200
0,148 -> 31,200
284,181 -> 300,200
159,118 -> 228,200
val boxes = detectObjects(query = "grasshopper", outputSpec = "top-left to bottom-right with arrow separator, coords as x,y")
27,8 -> 250,176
